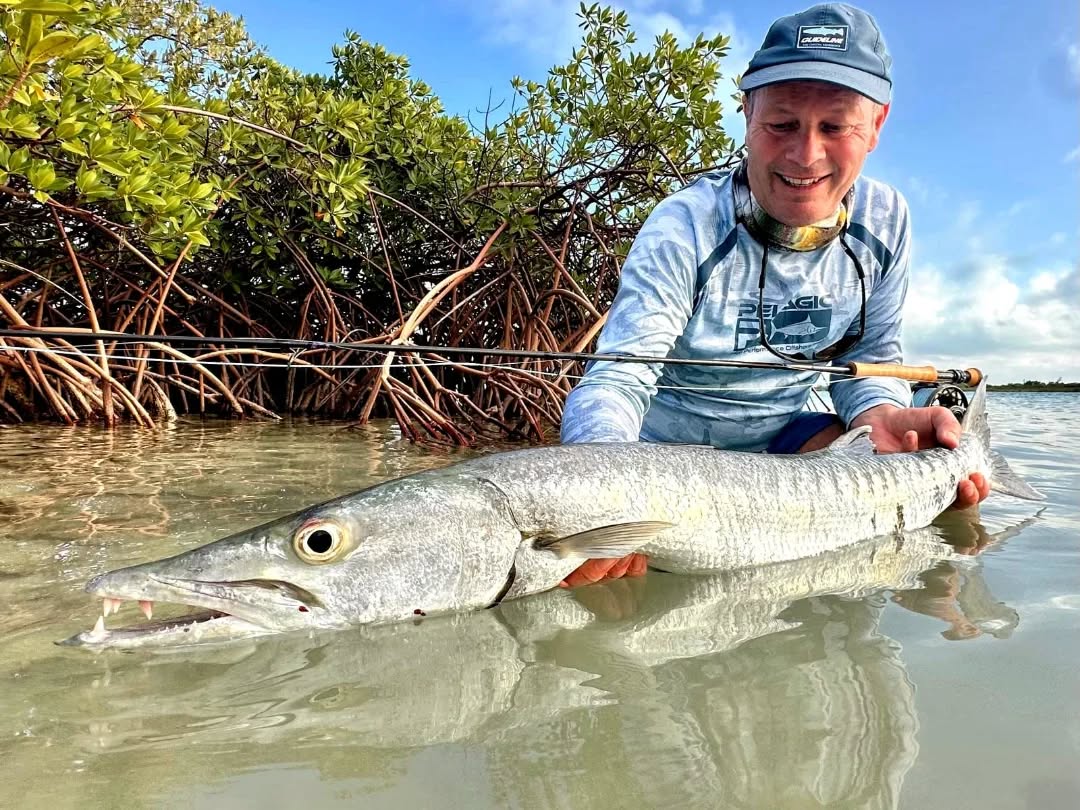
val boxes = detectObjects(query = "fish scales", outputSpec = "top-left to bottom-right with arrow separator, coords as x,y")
466,437 -> 973,573
60,379 -> 1044,649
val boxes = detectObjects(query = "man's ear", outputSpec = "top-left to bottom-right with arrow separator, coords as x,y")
868,102 -> 890,152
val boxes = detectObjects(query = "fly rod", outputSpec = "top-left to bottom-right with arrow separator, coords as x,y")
0,327 -> 983,385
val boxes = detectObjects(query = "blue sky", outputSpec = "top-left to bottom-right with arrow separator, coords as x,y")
213,0 -> 1079,383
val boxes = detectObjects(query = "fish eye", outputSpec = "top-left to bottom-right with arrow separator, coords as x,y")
293,520 -> 348,564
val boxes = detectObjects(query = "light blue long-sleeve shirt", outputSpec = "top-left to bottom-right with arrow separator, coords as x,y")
561,169 -> 912,451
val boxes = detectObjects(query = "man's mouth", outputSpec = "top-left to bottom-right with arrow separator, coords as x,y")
777,173 -> 828,188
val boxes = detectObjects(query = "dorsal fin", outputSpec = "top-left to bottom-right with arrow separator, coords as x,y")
961,377 -> 989,446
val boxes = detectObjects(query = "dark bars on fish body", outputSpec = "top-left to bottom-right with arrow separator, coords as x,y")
0,327 -> 983,385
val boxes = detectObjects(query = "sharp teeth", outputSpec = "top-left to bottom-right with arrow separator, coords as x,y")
139,600 -> 154,620
102,597 -> 122,616
92,615 -> 106,636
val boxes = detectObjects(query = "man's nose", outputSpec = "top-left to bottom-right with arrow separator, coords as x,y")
787,127 -> 826,166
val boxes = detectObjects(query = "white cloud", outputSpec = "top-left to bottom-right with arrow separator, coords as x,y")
1003,199 -> 1034,218
458,0 -> 582,57
903,257 -> 1080,383
633,10 -> 693,44
1029,271 -> 1059,294
704,11 -> 755,78
1066,144 -> 1080,164
1039,38 -> 1080,100
904,176 -> 932,206
954,201 -> 981,231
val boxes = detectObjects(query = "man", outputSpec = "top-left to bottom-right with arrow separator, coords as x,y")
559,3 -> 989,588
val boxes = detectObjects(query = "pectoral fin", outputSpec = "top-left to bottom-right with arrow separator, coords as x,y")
824,425 -> 876,456
534,521 -> 674,559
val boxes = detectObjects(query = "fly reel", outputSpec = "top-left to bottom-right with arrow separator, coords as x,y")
911,383 -> 969,420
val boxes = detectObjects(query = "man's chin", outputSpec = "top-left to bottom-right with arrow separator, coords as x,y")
770,205 -> 833,228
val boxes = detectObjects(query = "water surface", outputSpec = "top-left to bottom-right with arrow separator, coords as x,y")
1,394 -> 1077,809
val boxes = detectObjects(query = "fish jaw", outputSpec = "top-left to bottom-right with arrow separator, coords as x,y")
57,611 -> 273,650
58,561 -> 346,650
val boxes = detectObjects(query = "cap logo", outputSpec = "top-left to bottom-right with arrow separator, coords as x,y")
797,25 -> 849,51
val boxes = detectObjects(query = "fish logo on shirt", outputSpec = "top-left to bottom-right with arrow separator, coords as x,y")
734,295 -> 833,352
770,316 -> 825,338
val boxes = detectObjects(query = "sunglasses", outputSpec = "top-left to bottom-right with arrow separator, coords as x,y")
755,233 -> 867,363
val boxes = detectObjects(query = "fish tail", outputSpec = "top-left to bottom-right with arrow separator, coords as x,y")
961,378 -> 1044,501
988,451 -> 1045,500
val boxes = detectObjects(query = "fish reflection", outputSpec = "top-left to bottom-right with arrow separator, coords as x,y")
890,510 -> 1028,641
3,513 -> 1033,809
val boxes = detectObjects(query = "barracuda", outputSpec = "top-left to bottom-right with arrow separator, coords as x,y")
60,379 -> 1042,649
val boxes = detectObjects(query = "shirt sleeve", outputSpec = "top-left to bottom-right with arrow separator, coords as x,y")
560,194 -> 700,443
829,195 -> 914,427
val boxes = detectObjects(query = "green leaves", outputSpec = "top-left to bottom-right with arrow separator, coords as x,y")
0,0 -> 737,334
5,1 -> 83,15
26,30 -> 78,63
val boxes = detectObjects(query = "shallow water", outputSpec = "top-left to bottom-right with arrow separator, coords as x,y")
1,394 -> 1077,809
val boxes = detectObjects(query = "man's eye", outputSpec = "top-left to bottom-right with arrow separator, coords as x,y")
821,123 -> 854,135
767,122 -> 797,133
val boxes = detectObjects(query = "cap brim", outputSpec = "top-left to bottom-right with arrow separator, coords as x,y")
739,61 -> 892,105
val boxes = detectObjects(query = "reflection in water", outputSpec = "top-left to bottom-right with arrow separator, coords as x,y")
5,401 -> 1072,809
891,510 -> 1028,642
1,507 -> 1030,809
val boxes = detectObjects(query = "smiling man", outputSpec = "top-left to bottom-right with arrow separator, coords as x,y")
559,3 -> 989,588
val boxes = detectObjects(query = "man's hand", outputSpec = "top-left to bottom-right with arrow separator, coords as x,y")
851,404 -> 990,509
559,553 -> 648,588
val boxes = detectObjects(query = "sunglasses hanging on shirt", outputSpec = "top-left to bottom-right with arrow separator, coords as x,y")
731,161 -> 867,363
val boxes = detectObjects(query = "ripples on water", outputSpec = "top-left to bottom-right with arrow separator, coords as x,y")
1,394 -> 1077,809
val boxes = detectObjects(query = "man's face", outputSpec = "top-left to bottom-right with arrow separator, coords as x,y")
743,81 -> 889,226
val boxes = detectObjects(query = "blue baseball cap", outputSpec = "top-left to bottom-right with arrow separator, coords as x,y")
739,4 -> 892,104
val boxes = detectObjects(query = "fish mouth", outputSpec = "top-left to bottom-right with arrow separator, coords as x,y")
58,575 -> 322,650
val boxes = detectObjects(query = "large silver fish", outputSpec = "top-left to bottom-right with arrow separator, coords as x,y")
61,379 -> 1042,649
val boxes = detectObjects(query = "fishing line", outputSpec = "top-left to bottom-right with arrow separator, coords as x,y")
0,327 -> 851,373
0,327 -> 983,385
0,343 -> 825,394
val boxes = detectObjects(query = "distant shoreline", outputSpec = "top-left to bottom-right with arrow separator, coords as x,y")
987,383 -> 1080,393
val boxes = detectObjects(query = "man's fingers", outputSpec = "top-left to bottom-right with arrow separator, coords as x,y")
560,555 -> 651,588
628,553 -> 648,577
902,429 -> 919,453
952,478 -> 980,510
971,472 -> 990,501
560,558 -> 617,588
931,407 -> 961,449
607,555 -> 635,580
